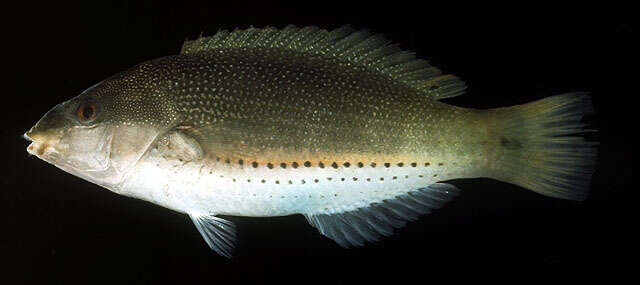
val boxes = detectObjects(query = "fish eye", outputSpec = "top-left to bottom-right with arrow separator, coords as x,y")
76,102 -> 97,122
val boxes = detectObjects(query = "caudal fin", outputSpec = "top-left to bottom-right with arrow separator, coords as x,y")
490,93 -> 597,201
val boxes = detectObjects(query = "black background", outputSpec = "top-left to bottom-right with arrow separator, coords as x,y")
2,1 -> 632,284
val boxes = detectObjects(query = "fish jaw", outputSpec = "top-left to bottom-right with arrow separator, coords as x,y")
25,131 -> 63,164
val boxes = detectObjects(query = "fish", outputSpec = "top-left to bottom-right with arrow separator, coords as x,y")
24,25 -> 597,257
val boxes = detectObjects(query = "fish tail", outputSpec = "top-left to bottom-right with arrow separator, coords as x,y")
488,92 -> 597,201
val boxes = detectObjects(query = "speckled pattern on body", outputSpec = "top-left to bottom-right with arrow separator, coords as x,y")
25,25 -> 596,256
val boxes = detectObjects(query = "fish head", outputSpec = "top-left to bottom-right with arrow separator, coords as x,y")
25,83 -> 122,186
25,70 -> 182,190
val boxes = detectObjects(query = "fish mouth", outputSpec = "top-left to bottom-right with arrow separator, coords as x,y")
24,131 -> 56,158
24,131 -> 74,174
25,133 -> 44,156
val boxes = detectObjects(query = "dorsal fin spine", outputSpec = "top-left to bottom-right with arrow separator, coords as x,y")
361,44 -> 402,67
202,30 -> 229,51
253,27 -> 278,47
396,66 -> 440,81
234,28 -> 260,47
322,26 -> 355,52
270,25 -> 297,48
228,28 -> 248,47
334,29 -> 371,55
380,52 -> 417,71
289,26 -> 321,50
343,35 -> 389,62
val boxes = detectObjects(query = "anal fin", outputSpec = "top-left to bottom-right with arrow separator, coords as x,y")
304,183 -> 460,248
189,213 -> 236,258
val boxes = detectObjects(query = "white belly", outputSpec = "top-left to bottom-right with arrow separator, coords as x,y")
117,148 -> 471,217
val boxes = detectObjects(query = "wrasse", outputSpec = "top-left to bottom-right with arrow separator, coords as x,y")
24,25 -> 596,257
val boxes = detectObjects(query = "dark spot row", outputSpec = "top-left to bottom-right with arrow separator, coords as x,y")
225,174 -> 439,184
215,158 -> 445,169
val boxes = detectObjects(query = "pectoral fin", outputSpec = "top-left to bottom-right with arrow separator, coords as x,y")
189,213 -> 236,258
180,122 -> 260,162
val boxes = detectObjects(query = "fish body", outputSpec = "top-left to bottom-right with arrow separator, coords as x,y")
25,26 -> 596,256
108,51 -> 485,217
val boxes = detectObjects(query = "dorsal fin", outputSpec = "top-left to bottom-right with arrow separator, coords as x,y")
180,25 -> 466,100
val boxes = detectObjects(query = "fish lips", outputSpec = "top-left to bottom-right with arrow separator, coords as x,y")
24,131 -> 61,161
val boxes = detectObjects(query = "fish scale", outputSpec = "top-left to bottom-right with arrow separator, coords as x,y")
25,25 -> 596,257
